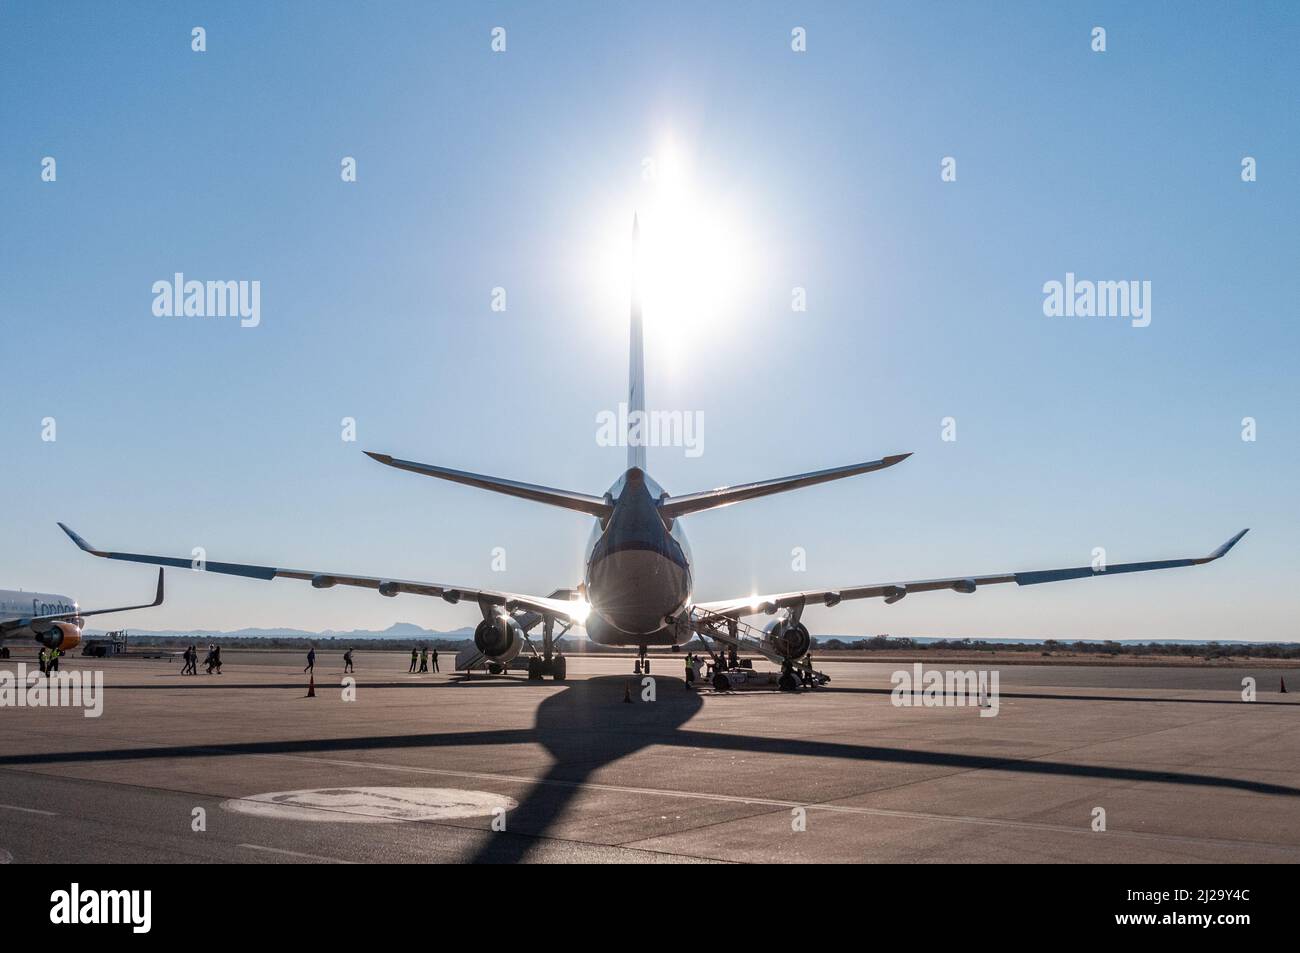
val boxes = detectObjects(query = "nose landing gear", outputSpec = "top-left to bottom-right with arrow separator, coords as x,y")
633,644 -> 650,675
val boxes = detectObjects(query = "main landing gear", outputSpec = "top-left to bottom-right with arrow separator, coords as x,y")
633,644 -> 650,675
526,654 -> 566,681
525,616 -> 567,681
778,667 -> 800,693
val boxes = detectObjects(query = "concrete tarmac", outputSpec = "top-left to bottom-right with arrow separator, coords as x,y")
1,651 -> 1296,863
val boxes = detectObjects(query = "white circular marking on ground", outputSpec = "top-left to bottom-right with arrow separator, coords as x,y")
220,787 -> 516,824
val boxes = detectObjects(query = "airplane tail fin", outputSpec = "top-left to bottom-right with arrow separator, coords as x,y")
627,213 -> 646,472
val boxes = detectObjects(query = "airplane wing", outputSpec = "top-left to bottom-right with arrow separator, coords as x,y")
695,530 -> 1250,618
57,524 -> 586,623
0,568 -> 164,633
659,454 -> 911,520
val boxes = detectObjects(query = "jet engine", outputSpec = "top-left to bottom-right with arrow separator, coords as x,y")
35,621 -> 82,652
762,614 -> 810,660
474,613 -> 524,663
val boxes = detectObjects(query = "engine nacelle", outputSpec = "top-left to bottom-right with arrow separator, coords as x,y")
36,622 -> 82,652
762,615 -> 811,660
474,614 -> 524,663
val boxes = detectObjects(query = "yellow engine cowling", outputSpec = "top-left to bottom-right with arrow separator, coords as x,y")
37,621 -> 82,652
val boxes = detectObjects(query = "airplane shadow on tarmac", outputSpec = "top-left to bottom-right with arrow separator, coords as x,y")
0,674 -> 1296,863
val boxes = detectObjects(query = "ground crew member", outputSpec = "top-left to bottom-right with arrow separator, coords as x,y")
49,647 -> 60,672
38,647 -> 48,675
408,647 -> 418,673
684,653 -> 695,689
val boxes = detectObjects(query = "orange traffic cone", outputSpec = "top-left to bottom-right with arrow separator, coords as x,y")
307,674 -> 316,697
623,680 -> 633,703
1281,676 -> 1288,694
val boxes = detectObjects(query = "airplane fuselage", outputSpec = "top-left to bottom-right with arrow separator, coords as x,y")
0,591 -> 78,623
0,590 -> 81,641
583,467 -> 693,646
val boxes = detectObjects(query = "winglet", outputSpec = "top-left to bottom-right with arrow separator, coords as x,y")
363,451 -> 393,465
58,522 -> 106,557
882,452 -> 913,467
152,567 -> 165,606
1204,528 -> 1249,563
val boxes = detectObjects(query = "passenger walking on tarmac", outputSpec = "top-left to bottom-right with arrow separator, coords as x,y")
408,647 -> 418,673
204,644 -> 215,674
419,647 -> 429,673
188,644 -> 199,675
304,645 -> 316,674
211,645 -> 223,674
343,648 -> 354,673
431,647 -> 439,672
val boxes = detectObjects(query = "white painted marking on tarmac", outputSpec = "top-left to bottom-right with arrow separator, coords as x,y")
256,753 -> 1300,856
221,786 -> 517,824
237,844 -> 354,863
0,803 -> 57,816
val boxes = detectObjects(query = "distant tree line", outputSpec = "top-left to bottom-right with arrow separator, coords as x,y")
113,633 -> 1300,660
806,635 -> 1300,659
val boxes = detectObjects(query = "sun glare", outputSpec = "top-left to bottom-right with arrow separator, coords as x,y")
567,598 -> 592,625
584,137 -> 759,357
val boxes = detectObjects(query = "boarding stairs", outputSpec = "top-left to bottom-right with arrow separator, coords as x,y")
685,606 -> 828,685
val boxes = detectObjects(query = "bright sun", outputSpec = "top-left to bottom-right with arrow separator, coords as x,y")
587,138 -> 759,356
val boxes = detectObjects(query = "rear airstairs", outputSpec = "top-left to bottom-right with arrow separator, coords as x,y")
685,606 -> 829,691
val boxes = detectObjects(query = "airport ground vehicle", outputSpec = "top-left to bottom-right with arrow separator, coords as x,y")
81,630 -> 129,657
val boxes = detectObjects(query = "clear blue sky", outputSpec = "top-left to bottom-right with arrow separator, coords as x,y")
2,1 -> 1296,640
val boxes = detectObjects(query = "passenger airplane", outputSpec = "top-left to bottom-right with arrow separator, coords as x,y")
59,218 -> 1247,690
0,569 -> 165,657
